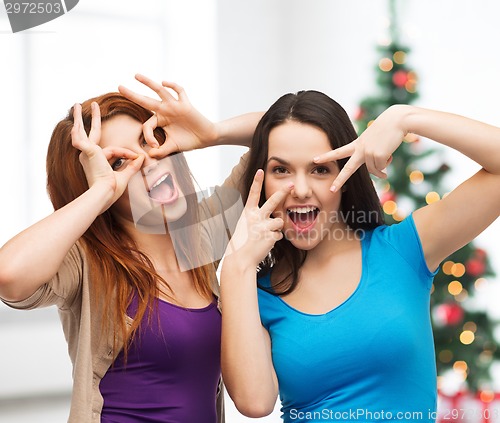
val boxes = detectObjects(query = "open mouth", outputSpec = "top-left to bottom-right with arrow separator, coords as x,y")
148,173 -> 179,204
287,206 -> 319,231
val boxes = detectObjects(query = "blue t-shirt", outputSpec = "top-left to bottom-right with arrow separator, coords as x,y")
258,215 -> 438,422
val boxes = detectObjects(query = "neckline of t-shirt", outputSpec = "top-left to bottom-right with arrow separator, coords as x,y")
274,233 -> 369,318
156,297 -> 217,312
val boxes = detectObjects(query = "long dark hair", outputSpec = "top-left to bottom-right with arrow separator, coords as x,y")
242,90 -> 384,295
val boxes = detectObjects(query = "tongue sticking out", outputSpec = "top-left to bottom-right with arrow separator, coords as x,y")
149,176 -> 175,203
289,210 -> 318,229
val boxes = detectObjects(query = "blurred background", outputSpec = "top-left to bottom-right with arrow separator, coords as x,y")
1,0 -> 500,421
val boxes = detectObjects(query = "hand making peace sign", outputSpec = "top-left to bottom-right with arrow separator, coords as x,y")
225,170 -> 293,266
313,105 -> 409,192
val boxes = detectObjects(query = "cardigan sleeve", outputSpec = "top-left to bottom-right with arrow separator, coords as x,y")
196,152 -> 248,268
1,242 -> 85,311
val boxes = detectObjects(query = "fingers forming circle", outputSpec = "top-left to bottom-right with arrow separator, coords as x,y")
142,115 -> 159,147
162,81 -> 185,101
88,102 -> 102,145
135,74 -> 174,102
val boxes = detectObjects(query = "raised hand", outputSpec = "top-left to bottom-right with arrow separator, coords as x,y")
225,170 -> 293,266
313,105 -> 407,192
71,102 -> 144,213
118,74 -> 218,158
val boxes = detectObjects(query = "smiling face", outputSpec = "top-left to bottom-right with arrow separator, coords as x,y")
99,114 -> 188,232
265,120 -> 346,251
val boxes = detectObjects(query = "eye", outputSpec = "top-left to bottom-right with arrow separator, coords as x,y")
111,158 -> 126,171
140,138 -> 148,147
313,166 -> 330,175
272,166 -> 289,174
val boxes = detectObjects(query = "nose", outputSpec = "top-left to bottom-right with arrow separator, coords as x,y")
291,174 -> 312,199
141,154 -> 159,175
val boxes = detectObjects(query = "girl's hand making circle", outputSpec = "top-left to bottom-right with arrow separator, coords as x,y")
118,74 -> 218,158
71,102 -> 144,212
226,170 -> 293,266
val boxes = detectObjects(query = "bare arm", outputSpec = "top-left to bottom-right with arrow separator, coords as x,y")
315,105 -> 500,271
0,184 -> 112,301
212,112 -> 263,148
221,261 -> 278,417
399,106 -> 500,270
118,74 -> 262,155
401,105 -> 500,174
220,170 -> 292,417
0,103 -> 143,301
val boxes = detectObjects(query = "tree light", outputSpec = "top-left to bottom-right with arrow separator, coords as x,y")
460,330 -> 475,345
425,191 -> 440,204
379,58 -> 394,72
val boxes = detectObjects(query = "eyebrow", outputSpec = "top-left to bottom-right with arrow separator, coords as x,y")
267,156 -> 290,165
267,156 -> 331,167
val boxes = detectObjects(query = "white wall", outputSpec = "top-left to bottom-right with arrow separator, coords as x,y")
1,1 -> 500,422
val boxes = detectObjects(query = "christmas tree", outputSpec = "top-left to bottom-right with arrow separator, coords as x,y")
354,0 -> 498,392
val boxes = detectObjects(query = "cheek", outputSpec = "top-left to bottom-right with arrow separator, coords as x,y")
263,179 -> 277,204
322,193 -> 343,222
110,190 -> 133,219
174,178 -> 188,198
263,175 -> 283,199
264,178 -> 288,219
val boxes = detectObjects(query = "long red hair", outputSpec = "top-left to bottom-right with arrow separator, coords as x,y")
46,93 -> 215,358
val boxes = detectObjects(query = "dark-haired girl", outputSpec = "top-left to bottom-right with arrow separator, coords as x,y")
221,92 -> 500,422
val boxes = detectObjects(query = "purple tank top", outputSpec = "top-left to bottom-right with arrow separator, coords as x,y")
100,297 -> 221,423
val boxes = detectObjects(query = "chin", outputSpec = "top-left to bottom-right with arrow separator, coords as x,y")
292,241 -> 320,251
162,196 -> 188,223
286,234 -> 321,251
133,196 -> 188,234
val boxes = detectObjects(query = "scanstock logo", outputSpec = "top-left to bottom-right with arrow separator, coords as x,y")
4,0 -> 79,33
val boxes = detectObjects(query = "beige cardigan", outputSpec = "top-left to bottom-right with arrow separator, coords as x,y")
2,153 -> 247,423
